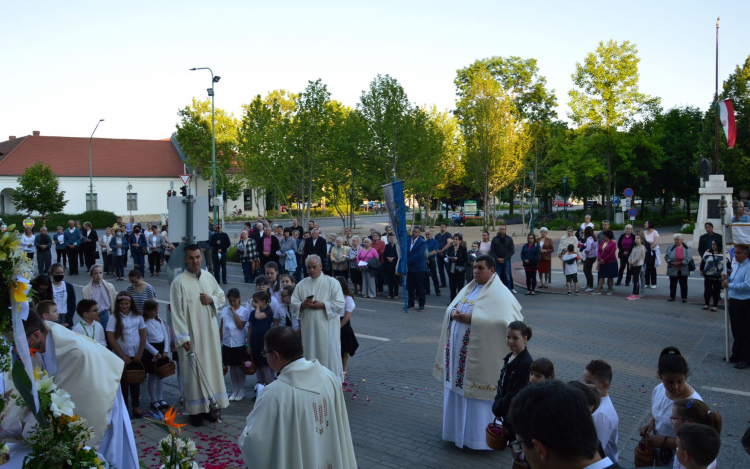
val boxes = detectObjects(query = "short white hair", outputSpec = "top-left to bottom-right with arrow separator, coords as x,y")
351,235 -> 361,243
362,237 -> 372,244
673,233 -> 684,240
540,227 -> 548,233
625,224 -> 633,230
305,254 -> 322,266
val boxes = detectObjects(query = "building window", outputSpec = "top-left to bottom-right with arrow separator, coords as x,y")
85,193 -> 98,211
243,190 -> 253,211
127,193 -> 138,211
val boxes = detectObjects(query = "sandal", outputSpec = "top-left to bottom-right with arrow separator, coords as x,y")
711,307 -> 718,312
703,305 -> 709,310
525,291 -> 531,296
530,291 -> 536,295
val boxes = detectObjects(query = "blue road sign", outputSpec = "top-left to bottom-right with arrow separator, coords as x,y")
628,208 -> 638,217
623,188 -> 634,198
613,195 -> 620,205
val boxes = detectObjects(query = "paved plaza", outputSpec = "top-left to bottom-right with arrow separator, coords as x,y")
60,235 -> 750,469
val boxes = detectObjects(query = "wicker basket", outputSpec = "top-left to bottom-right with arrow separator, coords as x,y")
634,438 -> 654,467
241,360 -> 257,376
512,459 -> 529,469
154,357 -> 176,379
485,418 -> 508,451
122,360 -> 146,384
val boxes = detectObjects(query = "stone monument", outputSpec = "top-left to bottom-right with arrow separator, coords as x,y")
692,174 -> 734,249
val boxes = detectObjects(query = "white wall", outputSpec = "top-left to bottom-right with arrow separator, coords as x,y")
0,175 -> 264,220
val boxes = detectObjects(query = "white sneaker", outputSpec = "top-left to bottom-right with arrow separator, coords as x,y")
228,391 -> 237,401
234,391 -> 245,401
650,285 -> 657,289
584,287 -> 593,292
511,289 -> 518,294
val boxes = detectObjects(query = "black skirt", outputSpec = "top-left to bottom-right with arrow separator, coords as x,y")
340,318 -> 359,357
222,345 -> 247,367
143,341 -> 165,374
350,267 -> 362,285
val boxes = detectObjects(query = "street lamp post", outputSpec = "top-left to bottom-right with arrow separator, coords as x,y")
127,183 -> 133,218
88,119 -> 104,211
528,170 -> 535,235
189,67 -> 221,224
562,176 -> 569,220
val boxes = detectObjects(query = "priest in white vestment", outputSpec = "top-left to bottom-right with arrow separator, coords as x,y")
290,255 -> 345,379
239,327 -> 357,468
433,254 -> 523,450
1,310 -> 139,469
170,244 -> 228,426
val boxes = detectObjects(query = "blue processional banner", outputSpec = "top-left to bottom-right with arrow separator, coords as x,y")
382,181 -> 408,276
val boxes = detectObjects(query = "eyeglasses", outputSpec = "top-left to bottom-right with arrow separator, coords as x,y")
261,349 -> 268,358
508,439 -> 533,453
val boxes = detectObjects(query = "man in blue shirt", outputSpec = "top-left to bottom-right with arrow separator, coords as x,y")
423,230 -> 441,297
434,224 -> 452,288
732,201 -> 750,223
63,220 -> 82,275
723,244 -> 750,369
406,226 -> 427,312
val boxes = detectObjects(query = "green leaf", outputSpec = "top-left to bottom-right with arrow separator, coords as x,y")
11,359 -> 48,428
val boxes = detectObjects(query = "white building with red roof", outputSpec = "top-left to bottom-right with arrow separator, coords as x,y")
0,131 -> 263,222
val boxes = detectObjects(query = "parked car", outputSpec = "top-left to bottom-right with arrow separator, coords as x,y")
553,198 -> 572,207
585,200 -> 600,208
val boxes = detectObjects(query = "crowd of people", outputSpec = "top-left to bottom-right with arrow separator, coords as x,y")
12,213 -> 750,468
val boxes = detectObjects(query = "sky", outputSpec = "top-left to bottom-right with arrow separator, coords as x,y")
2,1 -> 749,142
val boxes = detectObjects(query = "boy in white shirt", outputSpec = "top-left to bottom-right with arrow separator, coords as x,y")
583,359 -> 619,462
562,244 -> 580,295
72,299 -> 107,347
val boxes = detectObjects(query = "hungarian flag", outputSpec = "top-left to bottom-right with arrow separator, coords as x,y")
718,99 -> 737,148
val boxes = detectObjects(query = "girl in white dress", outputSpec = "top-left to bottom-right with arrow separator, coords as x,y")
640,347 -> 702,466
142,299 -> 170,412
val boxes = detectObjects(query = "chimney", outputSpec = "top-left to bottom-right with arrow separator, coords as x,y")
32,131 -> 40,137
8,136 -> 15,140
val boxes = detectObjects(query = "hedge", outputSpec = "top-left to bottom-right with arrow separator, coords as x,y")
0,210 -> 119,231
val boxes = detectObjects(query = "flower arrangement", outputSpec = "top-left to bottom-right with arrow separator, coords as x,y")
147,406 -> 204,469
14,368 -> 109,469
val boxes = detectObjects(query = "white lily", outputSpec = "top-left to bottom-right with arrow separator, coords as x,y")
49,389 -> 75,417
36,374 -> 57,393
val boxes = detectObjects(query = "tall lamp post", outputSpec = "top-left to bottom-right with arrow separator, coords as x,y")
189,67 -> 221,224
528,170 -> 535,234
88,119 -> 104,211
562,176 -> 569,219
127,183 -> 133,219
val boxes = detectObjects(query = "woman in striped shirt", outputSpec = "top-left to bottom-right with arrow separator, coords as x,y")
126,268 -> 157,313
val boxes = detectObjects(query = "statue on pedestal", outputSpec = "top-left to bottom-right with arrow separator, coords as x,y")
699,155 -> 711,187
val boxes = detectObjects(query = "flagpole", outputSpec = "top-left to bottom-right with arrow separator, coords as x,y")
714,17 -> 720,174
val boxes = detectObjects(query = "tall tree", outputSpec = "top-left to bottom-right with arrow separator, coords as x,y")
568,40 -> 660,219
358,74 -> 416,183
175,98 -> 244,210
456,68 -> 529,229
14,162 -> 67,223
237,90 -> 298,216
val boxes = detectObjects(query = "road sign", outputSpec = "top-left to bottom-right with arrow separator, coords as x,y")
180,174 -> 190,185
612,195 -> 620,205
623,188 -> 634,198
628,208 -> 638,218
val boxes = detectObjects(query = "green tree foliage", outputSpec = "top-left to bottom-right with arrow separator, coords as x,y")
456,68 -> 529,228
713,55 -> 750,189
358,74 -> 415,182
568,40 -> 660,218
175,98 -> 244,203
13,162 -> 67,222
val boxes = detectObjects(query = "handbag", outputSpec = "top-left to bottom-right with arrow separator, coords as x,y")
94,251 -> 100,260
688,259 -> 696,272
367,256 -> 381,270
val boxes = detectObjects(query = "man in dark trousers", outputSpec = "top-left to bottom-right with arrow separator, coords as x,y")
434,224 -> 452,288
304,228 -> 328,261
210,223 -> 231,284
63,220 -> 82,275
490,225 -> 516,293
509,380 -> 628,469
34,226 -> 53,274
423,230 -> 441,296
406,226 -> 427,312
697,222 -> 723,257
723,244 -> 750,369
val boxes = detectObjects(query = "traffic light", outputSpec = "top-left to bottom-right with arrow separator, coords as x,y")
167,190 -> 172,197
180,186 -> 187,196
